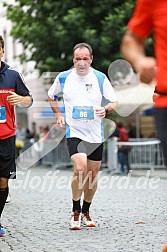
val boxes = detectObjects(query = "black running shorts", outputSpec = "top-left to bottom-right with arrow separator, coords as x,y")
0,135 -> 16,179
67,137 -> 103,161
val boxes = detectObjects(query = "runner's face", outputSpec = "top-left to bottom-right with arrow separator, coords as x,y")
73,48 -> 93,76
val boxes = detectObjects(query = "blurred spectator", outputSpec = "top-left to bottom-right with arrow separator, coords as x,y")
127,123 -> 136,138
15,124 -> 26,158
16,123 -> 26,141
117,122 -> 131,174
34,126 -> 49,165
25,128 -> 32,139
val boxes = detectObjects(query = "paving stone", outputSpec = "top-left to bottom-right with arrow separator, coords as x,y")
0,166 -> 166,252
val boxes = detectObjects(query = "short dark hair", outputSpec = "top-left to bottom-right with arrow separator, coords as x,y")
73,42 -> 93,56
0,35 -> 4,49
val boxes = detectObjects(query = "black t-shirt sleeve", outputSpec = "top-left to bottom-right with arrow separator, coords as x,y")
15,72 -> 32,97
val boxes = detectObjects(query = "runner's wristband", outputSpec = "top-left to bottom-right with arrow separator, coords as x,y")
104,107 -> 108,116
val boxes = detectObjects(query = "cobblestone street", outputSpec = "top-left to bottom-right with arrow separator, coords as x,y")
0,166 -> 167,252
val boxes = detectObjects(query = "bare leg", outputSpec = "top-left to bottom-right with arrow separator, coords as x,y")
0,177 -> 8,188
83,160 -> 101,203
71,153 -> 87,201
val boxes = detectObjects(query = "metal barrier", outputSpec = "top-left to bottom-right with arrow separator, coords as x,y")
107,138 -> 165,171
18,138 -> 165,170
42,139 -> 72,169
17,138 -> 72,169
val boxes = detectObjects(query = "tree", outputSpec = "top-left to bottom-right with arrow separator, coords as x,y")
4,0 -> 152,75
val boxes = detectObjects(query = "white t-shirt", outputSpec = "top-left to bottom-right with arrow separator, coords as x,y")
48,68 -> 117,143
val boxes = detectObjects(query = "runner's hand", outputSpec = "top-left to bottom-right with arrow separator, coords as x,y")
7,91 -> 23,105
56,114 -> 65,128
95,106 -> 106,118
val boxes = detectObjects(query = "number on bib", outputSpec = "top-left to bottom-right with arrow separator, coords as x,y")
72,106 -> 94,121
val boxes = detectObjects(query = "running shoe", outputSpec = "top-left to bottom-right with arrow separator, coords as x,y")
0,224 -> 5,237
69,211 -> 81,230
81,212 -> 95,227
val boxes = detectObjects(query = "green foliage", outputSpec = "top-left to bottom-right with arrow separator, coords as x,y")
4,0 -> 153,75
106,109 -> 121,121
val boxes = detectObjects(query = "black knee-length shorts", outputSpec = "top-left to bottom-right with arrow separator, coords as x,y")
67,137 -> 103,161
0,135 -> 16,179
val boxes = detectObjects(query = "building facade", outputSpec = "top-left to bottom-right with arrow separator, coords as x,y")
0,1 -> 55,136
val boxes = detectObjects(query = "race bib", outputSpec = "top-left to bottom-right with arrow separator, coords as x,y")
72,106 -> 94,122
0,106 -> 6,123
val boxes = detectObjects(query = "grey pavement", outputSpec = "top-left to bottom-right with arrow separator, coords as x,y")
129,168 -> 167,180
0,165 -> 167,252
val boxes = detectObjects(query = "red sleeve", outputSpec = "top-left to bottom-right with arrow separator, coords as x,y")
119,128 -> 129,142
128,0 -> 153,38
